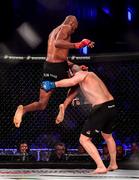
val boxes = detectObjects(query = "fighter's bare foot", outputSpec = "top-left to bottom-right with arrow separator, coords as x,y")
107,165 -> 118,171
55,104 -> 65,124
93,167 -> 107,174
13,105 -> 24,128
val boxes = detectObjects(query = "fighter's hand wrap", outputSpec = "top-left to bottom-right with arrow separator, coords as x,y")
74,39 -> 91,49
42,81 -> 56,92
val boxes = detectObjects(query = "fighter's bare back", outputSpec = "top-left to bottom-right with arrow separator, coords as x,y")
78,71 -> 114,106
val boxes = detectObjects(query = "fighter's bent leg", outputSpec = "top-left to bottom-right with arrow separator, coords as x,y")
101,132 -> 118,171
13,89 -> 53,128
79,134 -> 107,174
23,89 -> 53,112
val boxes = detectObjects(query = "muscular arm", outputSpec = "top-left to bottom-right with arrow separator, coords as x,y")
54,25 -> 94,50
55,40 -> 75,49
55,71 -> 88,87
55,25 -> 75,49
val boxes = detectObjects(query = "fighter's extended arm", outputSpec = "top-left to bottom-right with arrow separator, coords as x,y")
42,71 -> 88,92
55,25 -> 75,49
55,25 -> 93,49
55,71 -> 86,87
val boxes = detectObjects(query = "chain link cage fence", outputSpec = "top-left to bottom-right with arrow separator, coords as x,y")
0,53 -> 139,158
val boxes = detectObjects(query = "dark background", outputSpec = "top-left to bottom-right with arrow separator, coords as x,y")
0,0 -> 139,150
0,0 -> 139,55
0,57 -> 139,149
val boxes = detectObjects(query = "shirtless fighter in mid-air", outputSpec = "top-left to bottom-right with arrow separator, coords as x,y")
13,15 -> 94,128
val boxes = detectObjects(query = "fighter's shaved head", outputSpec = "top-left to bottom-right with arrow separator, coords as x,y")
71,64 -> 82,74
62,15 -> 78,33
63,15 -> 77,24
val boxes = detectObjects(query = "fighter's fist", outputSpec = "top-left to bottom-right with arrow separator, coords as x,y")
75,39 -> 92,49
41,81 -> 56,92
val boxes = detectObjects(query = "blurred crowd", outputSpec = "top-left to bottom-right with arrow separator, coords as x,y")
0,140 -> 139,163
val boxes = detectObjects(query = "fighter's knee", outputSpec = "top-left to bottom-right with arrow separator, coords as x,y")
101,132 -> 113,142
79,134 -> 90,145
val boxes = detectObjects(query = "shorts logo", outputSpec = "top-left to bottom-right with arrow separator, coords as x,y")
43,73 -> 49,77
108,105 -> 115,108
44,73 -> 57,79
86,130 -> 91,135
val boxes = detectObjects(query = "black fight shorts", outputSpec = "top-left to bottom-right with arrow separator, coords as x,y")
41,60 -> 69,83
81,100 -> 117,137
